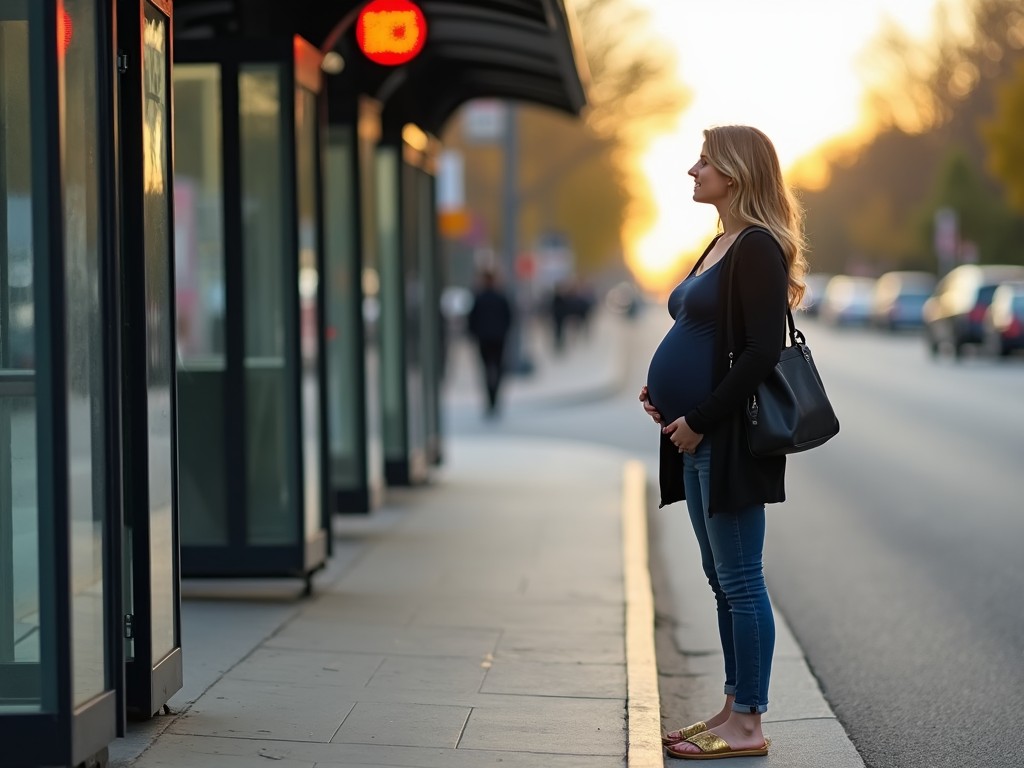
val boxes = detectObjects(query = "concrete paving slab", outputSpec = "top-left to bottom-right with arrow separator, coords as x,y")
265,622 -> 501,658
168,598 -> 301,707
410,598 -> 624,632
297,593 -> 419,626
225,647 -> 384,688
271,602 -> 417,629
669,595 -> 723,657
133,733 -> 626,768
315,751 -> 625,768
433,566 -> 532,594
365,655 -> 489,693
496,627 -> 625,664
481,658 -> 625,698
759,718 -> 866,767
457,696 -> 626,755
318,556 -> 446,593
521,573 -> 624,602
331,701 -> 471,748
130,741 -> 317,768
769,603 -> 805,660
167,678 -> 356,742
762,657 -> 839,722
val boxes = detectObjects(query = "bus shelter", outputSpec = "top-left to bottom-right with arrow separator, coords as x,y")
0,0 -> 587,763
0,0 -> 182,764
316,0 -> 589,492
174,35 -> 330,587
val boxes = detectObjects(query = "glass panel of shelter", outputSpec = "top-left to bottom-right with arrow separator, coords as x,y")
295,85 -> 322,540
62,0 -> 111,707
141,0 -> 177,666
401,157 -> 425,471
323,125 -> 361,498
173,37 -> 327,582
174,62 -> 229,547
239,62 -> 296,546
121,0 -> 183,719
416,166 -> 442,466
0,0 -> 44,713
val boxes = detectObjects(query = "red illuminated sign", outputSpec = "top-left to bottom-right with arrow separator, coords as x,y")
356,0 -> 427,66
58,6 -> 73,54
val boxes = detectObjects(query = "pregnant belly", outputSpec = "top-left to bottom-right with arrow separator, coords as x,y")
647,332 -> 712,423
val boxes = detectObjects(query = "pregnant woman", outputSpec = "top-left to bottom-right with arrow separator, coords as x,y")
639,124 -> 808,761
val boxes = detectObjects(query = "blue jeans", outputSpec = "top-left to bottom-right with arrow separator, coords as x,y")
683,440 -> 774,714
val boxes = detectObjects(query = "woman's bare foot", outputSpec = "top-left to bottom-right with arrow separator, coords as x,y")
662,697 -> 734,744
667,712 -> 766,756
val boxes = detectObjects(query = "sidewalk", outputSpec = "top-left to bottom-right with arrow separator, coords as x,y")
113,433 -> 658,767
111,307 -> 655,768
111,305 -> 864,768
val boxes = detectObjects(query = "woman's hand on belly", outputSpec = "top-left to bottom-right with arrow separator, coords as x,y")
663,416 -> 703,454
639,385 -> 663,424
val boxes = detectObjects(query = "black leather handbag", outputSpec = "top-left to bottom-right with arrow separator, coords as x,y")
725,230 -> 840,457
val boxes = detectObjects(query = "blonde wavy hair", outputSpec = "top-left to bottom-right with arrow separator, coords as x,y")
703,125 -> 808,308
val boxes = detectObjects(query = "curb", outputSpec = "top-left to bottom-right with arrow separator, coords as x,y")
622,460 -> 664,767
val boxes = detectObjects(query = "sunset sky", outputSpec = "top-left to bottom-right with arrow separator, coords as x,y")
625,0 -> 959,290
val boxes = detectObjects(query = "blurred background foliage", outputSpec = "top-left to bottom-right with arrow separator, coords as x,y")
442,0 -> 1024,284
440,0 -> 688,279
800,0 -> 1024,275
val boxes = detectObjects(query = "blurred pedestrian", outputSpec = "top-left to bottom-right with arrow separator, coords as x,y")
570,278 -> 596,338
549,281 -> 571,353
467,267 -> 514,418
639,125 -> 808,761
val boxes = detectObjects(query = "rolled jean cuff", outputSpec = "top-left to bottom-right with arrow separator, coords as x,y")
732,701 -> 768,715
723,684 -> 737,696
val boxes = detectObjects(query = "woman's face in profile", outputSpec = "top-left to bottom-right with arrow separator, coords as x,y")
688,145 -> 732,206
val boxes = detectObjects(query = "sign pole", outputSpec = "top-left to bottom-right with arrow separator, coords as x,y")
501,102 -> 532,375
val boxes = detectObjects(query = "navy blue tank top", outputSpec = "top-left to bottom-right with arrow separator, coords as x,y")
645,259 -> 722,424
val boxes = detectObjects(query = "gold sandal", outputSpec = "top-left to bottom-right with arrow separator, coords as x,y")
661,721 -> 708,746
665,732 -> 771,760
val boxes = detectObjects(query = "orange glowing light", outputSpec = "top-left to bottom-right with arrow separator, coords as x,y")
58,8 -> 73,54
356,0 -> 427,66
438,209 -> 470,239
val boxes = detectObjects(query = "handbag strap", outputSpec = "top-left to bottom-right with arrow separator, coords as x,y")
723,226 -> 797,368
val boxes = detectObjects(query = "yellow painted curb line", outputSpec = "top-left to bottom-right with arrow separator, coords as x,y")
622,460 -> 663,767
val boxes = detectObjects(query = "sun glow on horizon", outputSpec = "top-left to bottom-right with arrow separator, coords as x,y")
624,0 -> 946,292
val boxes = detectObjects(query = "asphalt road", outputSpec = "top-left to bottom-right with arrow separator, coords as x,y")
764,321 -> 1024,768
446,304 -> 1024,768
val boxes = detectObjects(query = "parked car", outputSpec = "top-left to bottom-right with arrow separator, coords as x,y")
923,264 -> 1024,358
982,280 -> 1024,357
799,272 -> 834,316
870,270 -> 936,330
819,275 -> 875,326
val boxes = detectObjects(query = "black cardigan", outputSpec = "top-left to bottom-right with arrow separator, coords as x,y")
658,227 -> 790,515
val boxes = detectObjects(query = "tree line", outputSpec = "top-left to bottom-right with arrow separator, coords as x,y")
440,0 -> 687,280
798,0 -> 1024,276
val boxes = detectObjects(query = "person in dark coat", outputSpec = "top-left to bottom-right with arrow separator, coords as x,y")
549,281 -> 571,353
638,125 -> 808,761
466,268 -> 514,417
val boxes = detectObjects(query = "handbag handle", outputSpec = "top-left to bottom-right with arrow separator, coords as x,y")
723,226 -> 797,369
